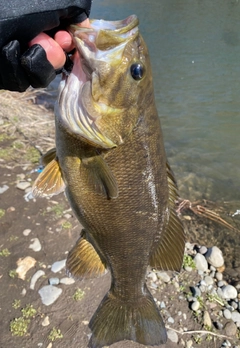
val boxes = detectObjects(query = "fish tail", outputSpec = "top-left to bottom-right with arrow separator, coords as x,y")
88,289 -> 167,348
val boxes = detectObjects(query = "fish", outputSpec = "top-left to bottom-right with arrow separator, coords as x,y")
32,15 -> 185,348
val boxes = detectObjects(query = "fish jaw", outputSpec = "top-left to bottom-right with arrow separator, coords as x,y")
55,15 -> 143,148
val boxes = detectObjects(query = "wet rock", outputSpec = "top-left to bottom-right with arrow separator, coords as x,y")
205,246 -> 224,268
38,285 -> 62,306
194,253 -> 208,272
51,259 -> 66,273
224,321 -> 237,336
48,278 -> 60,285
60,277 -> 75,285
203,310 -> 212,328
29,238 -> 42,252
223,309 -> 232,320
16,181 -> 31,190
156,271 -> 170,283
23,229 -> 31,236
222,285 -> 238,299
167,329 -> 178,343
16,256 -> 37,280
30,270 -> 45,290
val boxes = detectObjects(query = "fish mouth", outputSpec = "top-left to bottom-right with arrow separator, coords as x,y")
55,15 -> 139,148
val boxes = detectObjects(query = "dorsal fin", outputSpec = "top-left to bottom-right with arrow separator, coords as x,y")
32,157 -> 65,197
149,162 -> 185,272
82,155 -> 118,199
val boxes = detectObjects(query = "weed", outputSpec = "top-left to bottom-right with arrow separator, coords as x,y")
182,254 -> 196,269
62,221 -> 72,229
48,327 -> 63,341
73,288 -> 85,301
10,317 -> 30,336
50,204 -> 64,218
12,300 -> 21,309
9,270 -> 18,278
8,235 -> 19,242
206,293 -> 226,306
193,334 -> 202,344
25,147 -> 40,164
0,209 -> 5,219
0,248 -> 11,257
21,304 -> 37,318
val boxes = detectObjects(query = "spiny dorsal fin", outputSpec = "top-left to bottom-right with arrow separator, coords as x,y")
32,157 -> 65,197
41,148 -> 57,166
149,162 -> 185,272
66,231 -> 107,279
82,155 -> 118,199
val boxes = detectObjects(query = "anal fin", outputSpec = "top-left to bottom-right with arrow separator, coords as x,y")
149,162 -> 186,272
32,157 -> 65,197
67,231 -> 107,279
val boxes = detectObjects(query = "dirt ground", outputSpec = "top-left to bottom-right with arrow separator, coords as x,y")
0,90 -> 239,348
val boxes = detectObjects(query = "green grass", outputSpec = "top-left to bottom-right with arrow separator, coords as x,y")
48,327 -> 63,341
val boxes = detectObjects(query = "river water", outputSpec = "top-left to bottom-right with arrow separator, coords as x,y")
44,0 -> 240,266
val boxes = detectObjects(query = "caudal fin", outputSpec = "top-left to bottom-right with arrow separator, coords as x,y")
88,289 -> 167,348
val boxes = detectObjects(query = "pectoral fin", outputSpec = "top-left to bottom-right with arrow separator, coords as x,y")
149,162 -> 185,272
41,148 -> 57,166
67,230 -> 107,279
82,155 -> 118,199
32,157 -> 65,197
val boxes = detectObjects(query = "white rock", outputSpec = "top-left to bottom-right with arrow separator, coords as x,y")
0,184 -> 9,194
156,271 -> 170,283
205,246 -> 224,268
51,259 -> 66,273
191,301 -> 200,311
16,181 -> 31,190
29,238 -> 42,252
42,316 -> 50,327
203,311 -> 212,328
167,329 -> 178,343
16,256 -> 37,280
148,271 -> 157,282
194,253 -> 208,272
60,277 -> 75,285
23,229 -> 31,236
38,285 -> 62,306
223,309 -> 232,320
30,270 -> 45,290
222,285 -> 238,299
231,311 -> 240,324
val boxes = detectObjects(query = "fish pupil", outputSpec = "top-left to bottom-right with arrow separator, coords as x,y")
130,63 -> 144,80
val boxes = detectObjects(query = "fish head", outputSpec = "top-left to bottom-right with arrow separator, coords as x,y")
56,15 -> 152,148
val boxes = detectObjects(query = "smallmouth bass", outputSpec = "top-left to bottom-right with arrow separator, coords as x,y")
33,15 -> 185,348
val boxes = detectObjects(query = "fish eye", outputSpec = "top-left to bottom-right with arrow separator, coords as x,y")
130,63 -> 144,80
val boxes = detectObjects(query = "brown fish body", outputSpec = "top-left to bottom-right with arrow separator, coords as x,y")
33,15 -> 185,348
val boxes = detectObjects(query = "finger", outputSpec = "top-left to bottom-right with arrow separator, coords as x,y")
54,31 -> 74,52
29,33 -> 66,70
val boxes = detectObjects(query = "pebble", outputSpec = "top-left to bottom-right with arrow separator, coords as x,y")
167,317 -> 174,324
0,184 -> 9,194
38,285 -> 62,306
16,181 -> 31,190
186,340 -> 193,348
159,301 -> 166,309
60,277 -> 75,285
194,253 -> 208,272
205,246 -> 224,268
30,270 -> 45,290
190,286 -> 201,297
16,256 -> 37,280
215,321 -> 224,330
184,266 -> 193,272
41,316 -> 50,327
199,246 -> 208,254
148,272 -> 157,282
23,229 -> 31,236
222,285 -> 238,299
191,301 -> 200,311
48,277 -> 60,285
223,309 -> 232,320
231,311 -> 240,323
224,321 -> 237,336
203,310 -> 212,328
216,272 -> 223,281
204,275 -> 214,285
29,238 -> 42,252
51,259 -> 66,273
167,329 -> 178,343
157,271 -> 170,283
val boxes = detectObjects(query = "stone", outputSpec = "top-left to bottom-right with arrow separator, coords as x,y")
29,238 -> 42,252
16,256 -> 37,280
199,246 -> 207,254
224,321 -> 237,336
38,285 -> 62,306
204,275 -> 214,285
222,285 -> 238,299
148,271 -> 157,282
203,310 -> 212,328
205,246 -> 224,268
30,270 -> 45,290
223,309 -> 232,320
190,286 -> 201,297
231,311 -> 240,324
167,329 -> 178,343
23,229 -> 31,236
186,340 -> 193,348
60,277 -> 75,285
48,278 -> 60,285
0,184 -> 9,194
51,259 -> 66,273
167,317 -> 174,324
42,316 -> 50,327
194,253 -> 208,272
156,271 -> 170,283
191,301 -> 200,311
16,181 -> 31,190
215,272 -> 223,281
